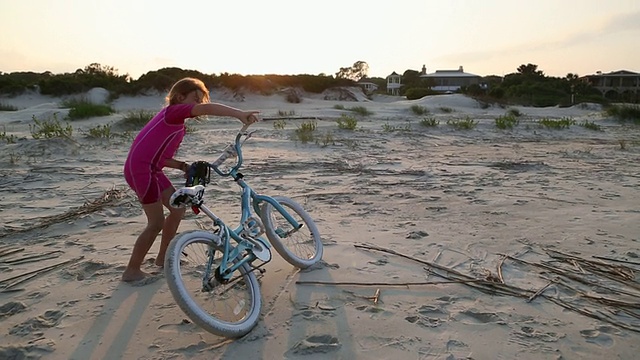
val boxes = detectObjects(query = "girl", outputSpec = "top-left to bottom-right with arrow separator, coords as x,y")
122,77 -> 259,282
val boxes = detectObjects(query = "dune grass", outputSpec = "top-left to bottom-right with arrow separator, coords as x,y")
61,98 -> 114,120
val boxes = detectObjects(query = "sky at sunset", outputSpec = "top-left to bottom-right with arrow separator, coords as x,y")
1,0 -> 639,79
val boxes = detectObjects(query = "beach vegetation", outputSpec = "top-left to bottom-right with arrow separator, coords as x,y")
9,152 -> 21,165
410,105 -> 429,115
333,104 -> 345,110
605,104 -> 640,124
336,114 -> 358,130
293,120 -> 317,143
404,88 -> 438,100
29,113 -> 73,139
273,119 -> 286,130
0,102 -> 18,111
495,114 -> 519,129
618,139 -> 627,150
507,108 -> 523,117
0,126 -> 19,143
62,98 -> 115,120
419,117 -> 439,127
347,106 -> 373,116
579,120 -> 603,131
277,110 -> 296,117
447,116 -> 477,130
382,122 -> 412,132
538,117 -> 576,129
316,132 -> 335,147
439,107 -> 454,113
118,109 -> 155,130
84,124 -> 116,139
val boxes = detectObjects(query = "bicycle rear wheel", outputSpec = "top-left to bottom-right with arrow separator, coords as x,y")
164,230 -> 262,338
260,196 -> 323,268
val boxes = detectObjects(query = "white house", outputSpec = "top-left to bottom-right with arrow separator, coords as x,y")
420,65 -> 481,93
357,78 -> 379,94
386,71 -> 402,95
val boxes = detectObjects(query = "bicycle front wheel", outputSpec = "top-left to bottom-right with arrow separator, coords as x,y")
260,196 -> 323,268
164,230 -> 262,338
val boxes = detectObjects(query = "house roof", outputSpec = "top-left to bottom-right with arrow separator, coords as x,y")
584,70 -> 639,78
357,78 -> 377,85
386,71 -> 401,78
421,70 -> 480,78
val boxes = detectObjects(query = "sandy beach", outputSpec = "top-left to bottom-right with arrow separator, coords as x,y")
1,88 -> 639,359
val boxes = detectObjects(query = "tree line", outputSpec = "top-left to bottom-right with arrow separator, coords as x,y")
0,62 -> 624,106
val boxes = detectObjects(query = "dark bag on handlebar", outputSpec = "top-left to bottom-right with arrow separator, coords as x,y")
185,161 -> 211,187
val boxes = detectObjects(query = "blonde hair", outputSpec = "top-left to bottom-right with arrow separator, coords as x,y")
165,77 -> 210,105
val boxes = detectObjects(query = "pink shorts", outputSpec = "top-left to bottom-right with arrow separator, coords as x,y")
124,169 -> 173,205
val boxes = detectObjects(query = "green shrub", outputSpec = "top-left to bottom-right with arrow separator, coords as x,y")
336,114 -> 358,130
62,98 -> 114,120
294,120 -> 317,143
29,113 -> 73,139
447,117 -> 477,130
348,106 -> 373,116
273,119 -> 286,130
382,122 -> 411,132
495,114 -> 519,129
606,105 -> 640,124
506,108 -> 522,117
119,109 -> 155,130
85,124 -> 115,139
410,105 -> 429,115
333,104 -> 345,110
1,125 -> 18,143
316,132 -> 335,147
277,110 -> 295,117
579,120 -> 603,131
538,117 -> 575,129
419,117 -> 439,127
0,102 -> 18,111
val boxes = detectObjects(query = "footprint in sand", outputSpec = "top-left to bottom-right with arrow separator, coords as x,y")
580,326 -> 619,347
288,335 -> 341,356
9,309 -> 64,337
0,301 -> 27,319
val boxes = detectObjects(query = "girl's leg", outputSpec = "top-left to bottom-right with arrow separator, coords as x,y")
155,186 -> 186,267
122,200 -> 165,281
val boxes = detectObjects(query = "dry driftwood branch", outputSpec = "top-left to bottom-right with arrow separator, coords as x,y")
295,279 -> 489,287
0,187 -> 130,239
497,255 -> 506,284
592,255 -> 640,267
356,243 -> 640,332
0,247 -> 25,258
526,280 -> 556,303
0,256 -> 84,289
0,250 -> 64,265
354,243 -> 530,298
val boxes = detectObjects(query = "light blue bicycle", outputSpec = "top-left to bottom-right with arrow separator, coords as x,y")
165,124 -> 323,338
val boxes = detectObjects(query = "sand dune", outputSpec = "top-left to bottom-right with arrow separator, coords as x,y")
1,88 -> 639,359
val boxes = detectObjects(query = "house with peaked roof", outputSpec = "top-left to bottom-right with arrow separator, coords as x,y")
580,70 -> 640,99
386,71 -> 402,95
419,65 -> 481,93
357,78 -> 379,94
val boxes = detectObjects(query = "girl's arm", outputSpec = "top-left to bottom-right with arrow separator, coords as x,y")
165,158 -> 189,172
191,103 -> 259,125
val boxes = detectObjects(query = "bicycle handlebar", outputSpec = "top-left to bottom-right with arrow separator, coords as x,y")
208,124 -> 253,176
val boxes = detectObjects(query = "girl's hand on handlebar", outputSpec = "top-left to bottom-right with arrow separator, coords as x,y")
240,111 -> 260,126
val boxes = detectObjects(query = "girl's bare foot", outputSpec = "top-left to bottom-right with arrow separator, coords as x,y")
121,268 -> 151,282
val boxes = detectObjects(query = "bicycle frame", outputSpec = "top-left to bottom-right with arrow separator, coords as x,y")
190,127 -> 303,284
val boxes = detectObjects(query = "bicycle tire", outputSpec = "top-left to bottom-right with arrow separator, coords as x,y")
260,196 -> 323,268
164,230 -> 262,338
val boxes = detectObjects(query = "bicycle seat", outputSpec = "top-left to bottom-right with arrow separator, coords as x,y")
170,185 -> 205,208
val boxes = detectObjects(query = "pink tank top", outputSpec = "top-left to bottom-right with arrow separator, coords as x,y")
124,103 -> 195,174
